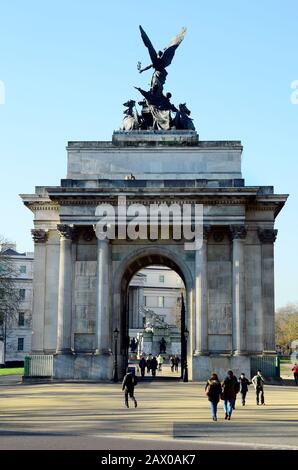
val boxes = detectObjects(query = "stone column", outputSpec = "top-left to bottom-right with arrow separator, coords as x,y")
230,225 -> 247,355
194,225 -> 210,355
31,229 -> 48,353
44,231 -> 60,353
95,238 -> 111,353
56,224 -> 75,353
258,228 -> 277,354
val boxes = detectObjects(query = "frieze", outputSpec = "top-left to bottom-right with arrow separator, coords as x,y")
57,198 -> 248,206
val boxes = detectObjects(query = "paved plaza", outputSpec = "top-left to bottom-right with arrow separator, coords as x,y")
0,376 -> 297,450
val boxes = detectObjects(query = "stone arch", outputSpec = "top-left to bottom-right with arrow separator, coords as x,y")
111,245 -> 194,376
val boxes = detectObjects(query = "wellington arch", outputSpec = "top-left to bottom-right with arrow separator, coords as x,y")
20,25 -> 287,381
20,131 -> 288,381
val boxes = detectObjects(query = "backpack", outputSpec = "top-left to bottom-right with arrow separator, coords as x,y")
205,381 -> 219,397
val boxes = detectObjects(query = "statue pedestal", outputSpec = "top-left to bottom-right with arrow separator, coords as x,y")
112,130 -> 199,146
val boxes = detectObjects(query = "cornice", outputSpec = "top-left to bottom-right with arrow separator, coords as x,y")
27,202 -> 59,211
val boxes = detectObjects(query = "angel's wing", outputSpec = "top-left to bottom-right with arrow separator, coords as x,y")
161,27 -> 187,68
139,25 -> 157,64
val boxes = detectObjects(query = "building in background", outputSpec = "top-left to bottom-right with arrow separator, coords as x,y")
128,266 -> 184,329
0,244 -> 33,366
128,266 -> 184,358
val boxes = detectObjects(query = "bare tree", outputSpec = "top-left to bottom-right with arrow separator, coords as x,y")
275,303 -> 298,354
0,236 -> 21,364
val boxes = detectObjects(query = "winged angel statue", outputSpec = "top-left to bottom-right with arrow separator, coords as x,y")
138,25 -> 187,97
121,25 -> 195,131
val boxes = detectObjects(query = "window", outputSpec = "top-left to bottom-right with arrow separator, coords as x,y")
19,289 -> 25,300
17,338 -> 24,351
18,312 -> 25,326
159,275 -> 165,283
20,265 -> 26,274
158,296 -> 164,308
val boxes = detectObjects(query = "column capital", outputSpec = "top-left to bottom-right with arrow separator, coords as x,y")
229,225 -> 247,240
258,228 -> 278,243
57,224 -> 77,240
203,225 -> 211,240
31,229 -> 48,243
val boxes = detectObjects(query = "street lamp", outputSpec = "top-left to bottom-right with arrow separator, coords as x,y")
113,328 -> 119,383
183,327 -> 189,382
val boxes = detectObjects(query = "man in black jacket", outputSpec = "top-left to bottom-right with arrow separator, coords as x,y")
238,372 -> 251,406
122,369 -> 138,408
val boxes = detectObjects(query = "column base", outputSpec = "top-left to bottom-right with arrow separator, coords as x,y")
192,354 -> 251,381
262,350 -> 277,356
193,350 -> 210,357
233,350 -> 247,356
95,348 -> 112,355
53,352 -> 113,380
55,349 -> 73,355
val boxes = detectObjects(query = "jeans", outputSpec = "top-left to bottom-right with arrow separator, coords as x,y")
294,373 -> 298,386
223,398 -> 235,416
209,400 -> 218,418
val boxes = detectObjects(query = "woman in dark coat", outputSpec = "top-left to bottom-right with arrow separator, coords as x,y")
205,373 -> 222,421
221,370 -> 239,420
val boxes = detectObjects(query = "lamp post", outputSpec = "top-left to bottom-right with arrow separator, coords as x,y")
183,327 -> 189,382
113,328 -> 119,383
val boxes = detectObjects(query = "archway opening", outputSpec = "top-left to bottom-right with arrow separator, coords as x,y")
118,253 -> 189,380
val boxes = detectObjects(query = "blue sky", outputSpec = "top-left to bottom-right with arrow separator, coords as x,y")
0,0 -> 297,307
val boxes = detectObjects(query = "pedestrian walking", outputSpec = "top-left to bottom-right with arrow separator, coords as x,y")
174,355 -> 180,372
252,370 -> 265,405
221,370 -> 240,420
157,354 -> 164,372
122,368 -> 138,408
151,356 -> 158,376
139,357 -> 146,378
205,373 -> 222,421
292,363 -> 298,385
146,354 -> 152,374
170,355 -> 175,372
238,372 -> 251,406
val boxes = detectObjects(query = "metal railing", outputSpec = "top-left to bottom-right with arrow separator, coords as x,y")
250,355 -> 280,378
24,355 -> 53,377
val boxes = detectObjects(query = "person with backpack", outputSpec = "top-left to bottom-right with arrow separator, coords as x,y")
205,373 -> 222,421
238,372 -> 251,406
221,370 -> 240,420
251,370 -> 265,405
122,368 -> 138,408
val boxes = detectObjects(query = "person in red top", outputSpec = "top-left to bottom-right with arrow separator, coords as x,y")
292,363 -> 298,386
